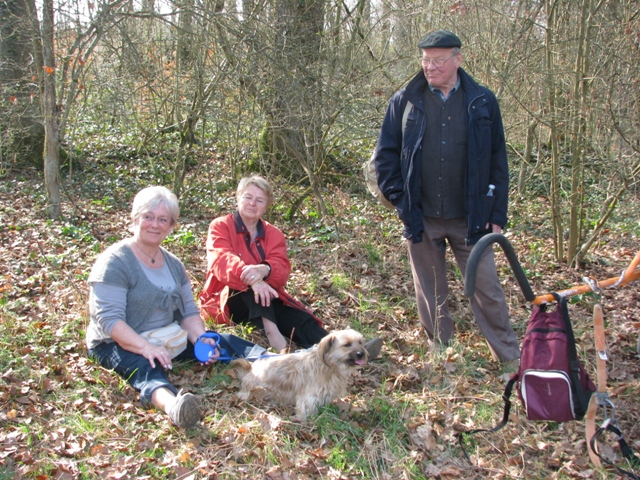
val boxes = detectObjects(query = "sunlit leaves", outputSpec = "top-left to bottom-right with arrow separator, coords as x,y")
0,153 -> 638,479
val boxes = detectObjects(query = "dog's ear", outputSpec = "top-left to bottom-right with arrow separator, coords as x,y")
318,333 -> 336,366
228,358 -> 252,379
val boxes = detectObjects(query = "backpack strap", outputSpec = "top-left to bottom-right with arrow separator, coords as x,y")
590,420 -> 640,479
456,375 -> 518,463
551,293 -> 592,419
586,304 -> 640,478
586,303 -> 606,467
457,303 -> 549,460
401,100 -> 412,137
365,100 -> 413,209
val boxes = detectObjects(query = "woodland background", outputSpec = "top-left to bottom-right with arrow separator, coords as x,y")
0,0 -> 639,478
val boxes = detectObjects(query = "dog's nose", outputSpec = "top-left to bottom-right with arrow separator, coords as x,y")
356,350 -> 365,359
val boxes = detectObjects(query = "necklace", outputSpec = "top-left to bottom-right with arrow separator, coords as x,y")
134,241 -> 160,264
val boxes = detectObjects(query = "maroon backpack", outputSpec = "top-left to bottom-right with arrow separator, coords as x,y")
459,296 -> 640,477
512,293 -> 596,422
459,294 -> 596,445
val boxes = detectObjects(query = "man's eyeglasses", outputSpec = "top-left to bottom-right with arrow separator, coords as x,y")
420,54 -> 457,68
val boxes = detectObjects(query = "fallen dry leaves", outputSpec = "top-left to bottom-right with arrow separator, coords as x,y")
0,168 -> 638,479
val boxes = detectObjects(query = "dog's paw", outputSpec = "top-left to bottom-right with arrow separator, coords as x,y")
236,390 -> 250,401
237,386 -> 269,404
295,400 -> 319,422
248,386 -> 269,402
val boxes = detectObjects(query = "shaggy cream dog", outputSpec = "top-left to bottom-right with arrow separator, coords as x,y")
232,329 -> 369,420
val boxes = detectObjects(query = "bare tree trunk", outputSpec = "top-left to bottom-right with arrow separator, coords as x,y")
568,0 -> 595,266
518,121 -> 537,195
267,0 -> 324,180
546,0 -> 563,262
0,0 -> 44,167
41,0 -> 61,218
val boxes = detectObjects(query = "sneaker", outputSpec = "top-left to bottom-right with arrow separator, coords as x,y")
168,390 -> 201,428
365,337 -> 383,360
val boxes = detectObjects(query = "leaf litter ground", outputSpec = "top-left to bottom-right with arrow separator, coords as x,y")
0,163 -> 638,479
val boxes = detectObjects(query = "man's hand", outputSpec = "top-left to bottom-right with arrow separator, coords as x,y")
486,223 -> 502,234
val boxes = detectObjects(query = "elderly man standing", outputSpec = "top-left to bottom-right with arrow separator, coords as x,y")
374,30 -> 520,367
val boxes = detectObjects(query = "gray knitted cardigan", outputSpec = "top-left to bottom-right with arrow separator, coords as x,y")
86,239 -> 195,349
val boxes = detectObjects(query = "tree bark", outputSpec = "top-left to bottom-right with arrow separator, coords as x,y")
518,121 -> 537,195
0,0 -> 44,167
266,0 -> 324,182
568,0 -> 593,266
41,0 -> 61,218
545,0 -> 563,262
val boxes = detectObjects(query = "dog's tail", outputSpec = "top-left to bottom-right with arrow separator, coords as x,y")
229,358 -> 252,379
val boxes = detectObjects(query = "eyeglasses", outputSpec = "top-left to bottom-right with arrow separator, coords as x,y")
241,194 -> 266,206
420,54 -> 457,68
141,213 -> 171,225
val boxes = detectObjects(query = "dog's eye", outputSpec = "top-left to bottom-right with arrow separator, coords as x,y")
344,342 -> 352,347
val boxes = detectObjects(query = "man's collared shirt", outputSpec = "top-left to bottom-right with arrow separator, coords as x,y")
428,76 -> 461,101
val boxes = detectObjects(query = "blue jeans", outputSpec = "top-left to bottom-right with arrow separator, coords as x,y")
89,332 -> 266,406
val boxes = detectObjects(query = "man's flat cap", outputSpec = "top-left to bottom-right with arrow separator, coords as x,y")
418,30 -> 462,49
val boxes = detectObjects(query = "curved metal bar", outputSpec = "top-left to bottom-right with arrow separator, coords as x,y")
464,233 -> 536,302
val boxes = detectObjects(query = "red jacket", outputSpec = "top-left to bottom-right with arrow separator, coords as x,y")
199,212 -> 321,326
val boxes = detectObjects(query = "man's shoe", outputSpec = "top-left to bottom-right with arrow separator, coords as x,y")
499,358 -> 520,382
503,358 -> 520,374
168,390 -> 201,428
365,337 -> 383,360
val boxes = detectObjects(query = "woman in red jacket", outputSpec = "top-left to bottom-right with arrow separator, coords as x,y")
199,176 -> 329,352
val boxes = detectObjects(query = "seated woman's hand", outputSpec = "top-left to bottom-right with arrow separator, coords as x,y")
251,280 -> 278,307
240,264 -> 270,286
141,342 -> 174,370
197,335 -> 221,366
